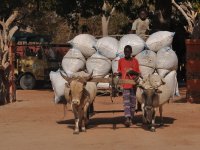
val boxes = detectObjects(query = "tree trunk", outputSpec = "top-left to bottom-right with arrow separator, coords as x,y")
0,69 -> 9,105
102,15 -> 110,37
0,11 -> 18,105
101,1 -> 115,37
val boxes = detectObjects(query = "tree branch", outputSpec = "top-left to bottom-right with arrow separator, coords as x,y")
8,26 -> 18,41
110,7 -> 115,16
0,20 -> 4,27
0,20 -> 6,29
0,30 -> 3,51
172,0 -> 194,34
2,51 -> 9,70
5,11 -> 19,28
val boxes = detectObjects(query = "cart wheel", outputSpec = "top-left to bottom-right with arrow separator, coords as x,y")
19,74 -> 36,90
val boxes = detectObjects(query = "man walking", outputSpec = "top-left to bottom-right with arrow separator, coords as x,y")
117,45 -> 140,127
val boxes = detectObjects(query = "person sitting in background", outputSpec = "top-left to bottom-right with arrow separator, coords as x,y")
131,8 -> 150,41
117,45 -> 140,127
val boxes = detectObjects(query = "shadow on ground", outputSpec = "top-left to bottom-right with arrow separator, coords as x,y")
57,114 -> 176,131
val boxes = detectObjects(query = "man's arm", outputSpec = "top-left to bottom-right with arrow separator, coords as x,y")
126,70 -> 140,76
131,19 -> 137,33
126,58 -> 140,76
117,59 -> 122,77
145,19 -> 150,35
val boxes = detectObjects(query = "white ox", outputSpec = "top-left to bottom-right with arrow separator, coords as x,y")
61,72 -> 97,134
136,74 -> 171,132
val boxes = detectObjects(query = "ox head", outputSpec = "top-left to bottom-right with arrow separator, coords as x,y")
60,71 -> 92,106
138,74 -> 164,123
141,88 -> 161,123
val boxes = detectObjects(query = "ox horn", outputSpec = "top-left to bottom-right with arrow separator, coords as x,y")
155,89 -> 162,93
84,71 -> 93,81
60,71 -> 71,81
137,81 -> 145,89
161,77 -> 166,85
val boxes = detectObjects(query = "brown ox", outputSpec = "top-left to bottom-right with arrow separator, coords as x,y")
136,74 -> 171,132
61,72 -> 97,134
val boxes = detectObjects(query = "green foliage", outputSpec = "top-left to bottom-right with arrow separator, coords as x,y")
55,0 -> 138,33
191,0 -> 200,13
0,0 -> 174,42
0,0 -> 23,18
109,12 -> 129,34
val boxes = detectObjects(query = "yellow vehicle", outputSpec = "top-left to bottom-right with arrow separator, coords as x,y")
14,32 -> 70,89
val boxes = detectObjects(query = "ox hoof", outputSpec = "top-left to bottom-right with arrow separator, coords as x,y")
150,127 -> 156,132
81,127 -> 86,132
73,130 -> 79,134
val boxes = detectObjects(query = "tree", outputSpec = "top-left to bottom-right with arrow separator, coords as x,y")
172,0 -> 199,36
0,11 -> 19,104
0,0 -> 57,105
56,0 -> 132,36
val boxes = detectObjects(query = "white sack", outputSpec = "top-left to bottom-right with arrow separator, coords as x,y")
139,66 -> 155,78
157,69 -> 170,78
97,75 -> 110,89
164,70 -> 179,98
61,48 -> 85,75
86,53 -> 111,78
72,71 -> 90,78
146,31 -> 174,52
156,47 -> 178,71
112,56 -> 120,73
135,50 -> 156,68
118,34 -> 145,57
50,70 -> 67,104
95,36 -> 118,60
72,34 -> 97,58
97,83 -> 110,89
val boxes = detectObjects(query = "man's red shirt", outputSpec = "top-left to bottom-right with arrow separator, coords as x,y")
118,57 -> 140,89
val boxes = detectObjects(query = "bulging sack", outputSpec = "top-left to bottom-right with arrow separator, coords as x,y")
61,48 -> 86,75
72,34 -> 97,58
86,53 -> 111,78
164,70 -> 179,98
118,34 -> 145,57
157,69 -> 170,78
139,66 -> 155,78
112,56 -> 120,73
156,47 -> 178,71
72,71 -> 91,78
97,75 -> 110,89
95,36 -> 118,60
50,70 -> 67,104
146,31 -> 175,52
135,50 -> 156,68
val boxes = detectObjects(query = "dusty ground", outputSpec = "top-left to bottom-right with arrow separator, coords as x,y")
0,87 -> 200,150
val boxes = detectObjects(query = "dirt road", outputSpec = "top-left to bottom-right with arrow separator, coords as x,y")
0,88 -> 200,150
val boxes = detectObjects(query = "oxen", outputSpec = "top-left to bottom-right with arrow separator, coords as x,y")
136,74 -> 171,132
61,72 -> 97,134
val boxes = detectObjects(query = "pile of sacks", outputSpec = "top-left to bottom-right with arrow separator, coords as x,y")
50,31 -> 179,104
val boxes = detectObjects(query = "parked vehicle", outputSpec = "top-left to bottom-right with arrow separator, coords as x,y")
13,32 -> 70,89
